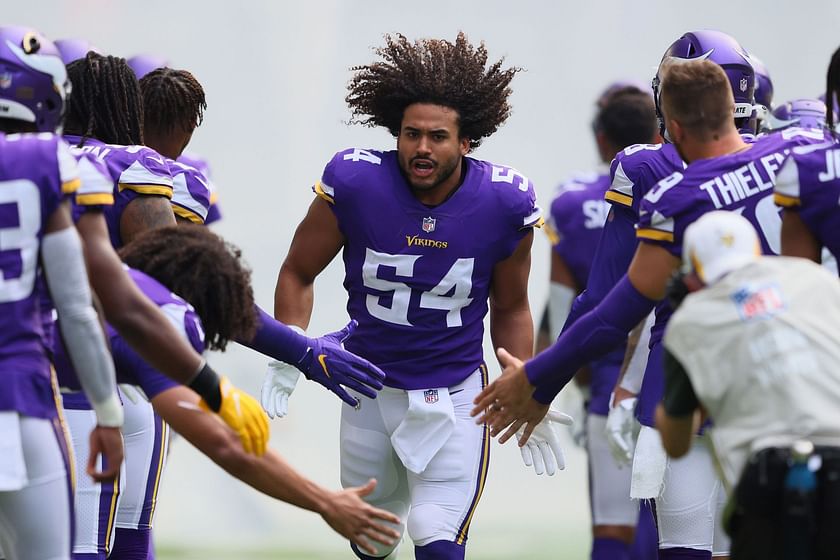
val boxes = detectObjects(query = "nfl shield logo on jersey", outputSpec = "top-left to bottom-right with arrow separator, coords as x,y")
422,217 -> 436,233
424,389 -> 439,404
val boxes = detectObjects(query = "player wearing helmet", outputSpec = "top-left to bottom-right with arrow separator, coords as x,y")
0,25 -> 124,559
763,98 -> 828,132
476,58 -> 827,560
54,38 -> 100,65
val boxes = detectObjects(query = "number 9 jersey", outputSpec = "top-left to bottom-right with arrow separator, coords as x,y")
314,148 -> 541,390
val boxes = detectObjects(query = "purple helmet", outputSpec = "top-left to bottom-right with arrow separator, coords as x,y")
652,30 -> 755,136
0,26 -> 70,133
596,79 -> 651,107
127,54 -> 169,79
749,54 -> 773,110
54,38 -> 101,65
764,98 -> 827,132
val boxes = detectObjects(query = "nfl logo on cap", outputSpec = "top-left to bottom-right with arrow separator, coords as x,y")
422,217 -> 436,233
424,389 -> 439,404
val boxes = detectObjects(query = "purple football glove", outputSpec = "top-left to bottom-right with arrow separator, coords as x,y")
296,321 -> 386,406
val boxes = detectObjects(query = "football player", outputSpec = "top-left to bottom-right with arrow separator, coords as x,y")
542,85 -> 660,560
265,32 -> 558,560
775,46 -> 840,268
0,26 -> 124,559
476,48 -> 826,560
53,226 -> 401,558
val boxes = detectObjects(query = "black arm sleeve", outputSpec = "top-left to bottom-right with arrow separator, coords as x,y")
663,348 -> 700,417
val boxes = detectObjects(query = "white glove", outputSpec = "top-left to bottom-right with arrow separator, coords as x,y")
606,395 -> 637,467
517,410 -> 574,476
260,360 -> 301,419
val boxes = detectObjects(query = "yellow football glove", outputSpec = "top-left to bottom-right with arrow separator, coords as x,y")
199,376 -> 269,456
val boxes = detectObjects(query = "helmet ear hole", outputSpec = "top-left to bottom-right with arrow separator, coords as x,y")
45,99 -> 56,111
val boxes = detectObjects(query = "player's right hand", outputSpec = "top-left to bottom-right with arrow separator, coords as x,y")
321,479 -> 402,555
261,360 -> 301,419
200,376 -> 270,456
297,321 -> 386,407
606,394 -> 637,467
87,425 -> 124,483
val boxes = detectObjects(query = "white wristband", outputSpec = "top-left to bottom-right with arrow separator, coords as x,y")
93,393 -> 124,428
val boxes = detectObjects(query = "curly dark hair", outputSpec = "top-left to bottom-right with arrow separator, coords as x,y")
345,32 -> 521,150
118,226 -> 257,351
826,45 -> 840,132
65,52 -> 144,146
139,67 -> 206,135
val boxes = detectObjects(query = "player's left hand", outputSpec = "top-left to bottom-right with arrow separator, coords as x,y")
298,321 -> 386,407
471,347 -> 549,445
518,409 -> 573,476
87,425 -> 124,483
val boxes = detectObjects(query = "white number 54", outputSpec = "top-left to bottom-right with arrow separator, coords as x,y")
362,249 -> 474,327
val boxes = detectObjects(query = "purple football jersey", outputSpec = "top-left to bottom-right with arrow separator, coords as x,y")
65,135 -> 173,248
607,143 -> 685,217
168,159 -> 211,224
178,152 -> 222,224
546,172 -> 612,289
638,129 -> 826,346
775,138 -> 840,269
56,268 -> 203,403
316,148 -> 541,389
0,132 -> 80,418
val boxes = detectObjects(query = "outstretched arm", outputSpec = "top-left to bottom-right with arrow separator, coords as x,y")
152,386 -> 400,554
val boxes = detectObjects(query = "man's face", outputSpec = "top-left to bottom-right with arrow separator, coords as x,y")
397,103 -> 469,192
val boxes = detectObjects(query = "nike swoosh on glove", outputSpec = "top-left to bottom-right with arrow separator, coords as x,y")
517,410 -> 574,476
297,320 -> 386,407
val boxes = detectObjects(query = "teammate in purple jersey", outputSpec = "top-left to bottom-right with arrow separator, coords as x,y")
0,25 -> 125,560
777,45 -> 840,269
53,226 -> 400,558
476,56 -> 823,560
542,87 -> 660,560
268,33 -> 555,560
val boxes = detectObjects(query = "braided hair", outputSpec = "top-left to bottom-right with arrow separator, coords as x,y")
64,52 -> 144,146
346,32 -> 521,151
139,67 -> 206,136
119,225 -> 257,351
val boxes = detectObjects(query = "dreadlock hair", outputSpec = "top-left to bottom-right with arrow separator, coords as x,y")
118,226 -> 257,351
826,45 -> 840,131
139,67 -> 206,136
64,52 -> 144,146
346,32 -> 521,150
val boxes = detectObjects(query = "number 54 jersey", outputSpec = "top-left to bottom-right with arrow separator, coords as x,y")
315,148 -> 542,390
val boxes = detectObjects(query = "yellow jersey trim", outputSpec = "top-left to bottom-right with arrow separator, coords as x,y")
75,193 -> 115,206
104,470 -> 121,555
147,421 -> 169,525
605,190 -> 633,207
172,204 -> 206,224
543,221 -> 560,245
456,364 -> 491,545
62,177 -> 81,194
313,181 -> 335,204
773,193 -> 801,208
118,183 -> 174,199
636,228 -> 675,242
209,191 -> 219,204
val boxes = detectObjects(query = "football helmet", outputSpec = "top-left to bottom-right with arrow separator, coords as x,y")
55,38 -> 100,65
764,98 -> 827,131
127,54 -> 169,79
0,26 -> 70,132
652,30 -> 755,136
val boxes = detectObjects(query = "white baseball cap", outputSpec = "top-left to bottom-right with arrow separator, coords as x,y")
682,211 -> 761,283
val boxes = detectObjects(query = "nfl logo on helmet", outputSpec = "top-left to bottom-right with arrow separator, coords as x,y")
422,217 -> 436,233
739,77 -> 748,92
424,389 -> 439,404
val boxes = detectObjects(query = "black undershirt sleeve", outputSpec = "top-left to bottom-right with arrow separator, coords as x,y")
662,348 -> 700,417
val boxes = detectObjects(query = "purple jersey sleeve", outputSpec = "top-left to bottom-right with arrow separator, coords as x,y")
0,133 -> 77,418
607,143 -> 684,216
775,141 -> 840,268
168,159 -> 211,224
314,148 -> 539,390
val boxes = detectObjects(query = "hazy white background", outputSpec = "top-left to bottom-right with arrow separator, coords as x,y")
8,1 -> 840,557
